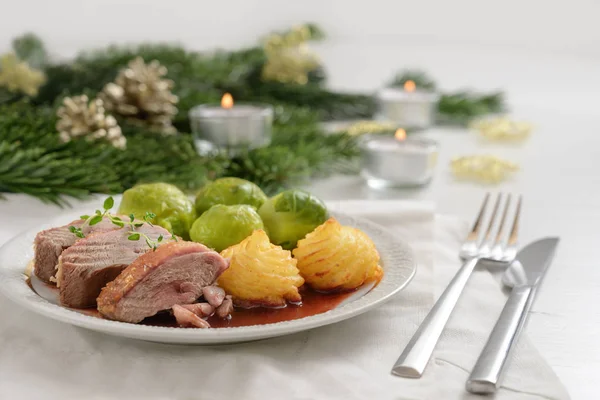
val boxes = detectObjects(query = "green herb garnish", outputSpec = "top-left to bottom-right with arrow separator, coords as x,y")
68,225 -> 84,238
69,196 -> 177,250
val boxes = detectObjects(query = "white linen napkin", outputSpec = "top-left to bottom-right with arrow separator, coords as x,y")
0,200 -> 568,400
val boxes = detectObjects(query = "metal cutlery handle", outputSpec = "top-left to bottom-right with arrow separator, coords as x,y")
466,285 -> 535,394
392,257 -> 480,378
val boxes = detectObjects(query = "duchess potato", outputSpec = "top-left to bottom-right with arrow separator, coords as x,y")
292,218 -> 382,292
219,230 -> 304,307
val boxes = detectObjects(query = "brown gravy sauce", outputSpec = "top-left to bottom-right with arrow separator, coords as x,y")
207,289 -> 354,328
27,277 -> 372,329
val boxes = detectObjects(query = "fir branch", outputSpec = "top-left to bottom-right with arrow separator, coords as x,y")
0,25 -> 506,205
0,141 -> 121,206
0,101 -> 216,204
387,70 -> 505,124
34,41 -> 374,124
437,91 -> 505,125
225,146 -> 311,195
0,100 -> 361,204
246,80 -> 377,121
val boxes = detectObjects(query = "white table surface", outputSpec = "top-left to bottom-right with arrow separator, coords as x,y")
309,42 -> 600,400
1,41 -> 599,399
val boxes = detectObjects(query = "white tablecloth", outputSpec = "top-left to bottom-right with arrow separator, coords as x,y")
0,199 -> 568,399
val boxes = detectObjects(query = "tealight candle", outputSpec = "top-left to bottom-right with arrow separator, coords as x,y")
189,93 -> 273,153
377,81 -> 439,129
361,129 -> 438,188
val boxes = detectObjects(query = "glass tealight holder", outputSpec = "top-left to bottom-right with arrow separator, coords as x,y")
189,103 -> 273,155
377,87 -> 439,130
360,134 -> 439,189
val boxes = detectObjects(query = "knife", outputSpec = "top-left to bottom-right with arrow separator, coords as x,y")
466,237 -> 560,394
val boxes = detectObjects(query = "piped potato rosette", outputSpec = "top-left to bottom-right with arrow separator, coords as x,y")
219,230 -> 304,307
292,218 -> 383,292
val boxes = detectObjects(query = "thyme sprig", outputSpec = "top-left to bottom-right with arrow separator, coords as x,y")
126,212 -> 164,250
68,196 -> 176,250
68,196 -> 119,237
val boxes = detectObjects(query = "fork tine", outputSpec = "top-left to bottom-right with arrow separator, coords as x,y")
507,195 -> 522,247
498,195 -> 521,261
482,193 -> 503,246
489,194 -> 512,260
494,194 -> 512,246
465,193 -> 490,243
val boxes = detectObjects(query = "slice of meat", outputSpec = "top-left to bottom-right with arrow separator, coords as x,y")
172,305 -> 210,328
181,303 -> 214,318
33,217 -> 119,283
57,224 -> 169,308
202,286 -> 226,308
215,295 -> 234,319
97,241 -> 229,323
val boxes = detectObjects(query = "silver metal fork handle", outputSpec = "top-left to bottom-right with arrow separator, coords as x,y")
466,285 -> 534,394
392,257 -> 480,378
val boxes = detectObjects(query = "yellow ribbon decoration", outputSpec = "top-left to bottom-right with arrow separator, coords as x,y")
262,25 -> 321,85
451,155 -> 519,184
345,120 -> 397,136
470,116 -> 533,141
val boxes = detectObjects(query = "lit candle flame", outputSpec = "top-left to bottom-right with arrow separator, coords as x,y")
395,128 -> 407,141
403,80 -> 416,92
221,93 -> 234,109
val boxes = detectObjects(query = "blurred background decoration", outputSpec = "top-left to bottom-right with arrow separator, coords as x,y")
56,95 -> 126,149
451,155 -> 519,184
99,57 -> 179,135
0,23 -> 511,206
0,53 -> 45,100
261,24 -> 324,85
470,117 -> 533,142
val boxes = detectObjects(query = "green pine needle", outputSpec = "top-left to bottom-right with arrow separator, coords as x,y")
0,29 -> 505,205
0,99 -> 362,204
437,91 -> 505,125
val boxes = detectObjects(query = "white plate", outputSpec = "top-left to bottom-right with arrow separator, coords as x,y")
0,208 -> 415,344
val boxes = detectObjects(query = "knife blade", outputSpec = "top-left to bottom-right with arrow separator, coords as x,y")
466,237 -> 560,394
503,237 -> 559,288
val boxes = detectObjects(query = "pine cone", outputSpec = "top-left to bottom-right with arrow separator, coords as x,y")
99,57 -> 178,134
56,95 -> 126,149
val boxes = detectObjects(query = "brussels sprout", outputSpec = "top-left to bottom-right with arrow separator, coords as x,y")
258,190 -> 328,250
189,204 -> 264,252
195,177 -> 267,216
118,183 -> 196,239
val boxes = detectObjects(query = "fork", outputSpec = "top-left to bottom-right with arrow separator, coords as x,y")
391,192 -> 521,378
